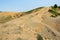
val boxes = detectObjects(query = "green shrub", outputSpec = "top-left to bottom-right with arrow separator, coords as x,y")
37,34 -> 43,40
51,6 -> 56,11
54,4 -> 57,8
48,9 -> 60,17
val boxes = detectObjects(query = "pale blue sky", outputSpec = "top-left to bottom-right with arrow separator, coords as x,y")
0,0 -> 60,12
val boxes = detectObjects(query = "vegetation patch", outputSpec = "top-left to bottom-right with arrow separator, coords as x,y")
0,11 -> 2,13
48,9 -> 60,17
0,16 -> 12,23
25,7 -> 44,14
48,4 -> 60,17
37,34 -> 43,40
16,38 -> 22,40
0,38 -> 2,40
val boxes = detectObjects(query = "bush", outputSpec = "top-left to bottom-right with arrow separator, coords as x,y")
54,4 -> 57,8
48,9 -> 60,17
48,4 -> 60,17
37,34 -> 43,40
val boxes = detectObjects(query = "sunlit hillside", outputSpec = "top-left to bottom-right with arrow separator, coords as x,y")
0,4 -> 60,40
0,12 -> 24,23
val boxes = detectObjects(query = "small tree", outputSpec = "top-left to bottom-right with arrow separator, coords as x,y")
54,4 -> 57,8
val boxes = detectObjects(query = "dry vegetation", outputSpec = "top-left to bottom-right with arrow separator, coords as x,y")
0,12 -> 24,23
0,5 -> 60,40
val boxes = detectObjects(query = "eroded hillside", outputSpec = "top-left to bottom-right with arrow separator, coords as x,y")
0,6 -> 60,40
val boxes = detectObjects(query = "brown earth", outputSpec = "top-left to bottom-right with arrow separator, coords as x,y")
0,7 -> 60,40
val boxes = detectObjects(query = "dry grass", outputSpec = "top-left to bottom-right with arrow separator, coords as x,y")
0,7 -> 60,40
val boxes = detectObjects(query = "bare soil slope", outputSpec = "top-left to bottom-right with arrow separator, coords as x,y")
0,7 -> 60,40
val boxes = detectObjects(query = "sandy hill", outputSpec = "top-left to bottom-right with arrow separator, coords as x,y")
0,7 -> 60,40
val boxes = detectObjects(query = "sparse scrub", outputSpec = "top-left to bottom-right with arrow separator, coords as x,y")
51,32 -> 56,36
0,13 -> 24,23
16,14 -> 20,18
37,34 -> 43,40
0,11 -> 2,13
25,7 -> 44,14
0,38 -> 2,40
48,4 -> 60,17
48,9 -> 60,17
16,38 -> 22,40
51,6 -> 56,11
0,16 -> 12,23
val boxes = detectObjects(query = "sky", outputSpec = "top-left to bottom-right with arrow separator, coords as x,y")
0,0 -> 60,12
